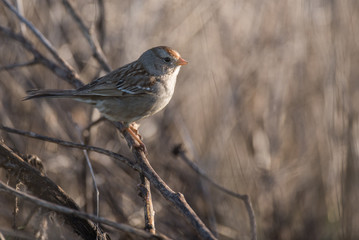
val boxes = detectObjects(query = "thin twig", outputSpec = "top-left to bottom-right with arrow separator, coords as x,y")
79,117 -> 104,217
61,0 -> 111,72
0,181 -> 168,240
0,59 -> 38,71
74,125 -> 100,230
172,145 -> 247,200
110,124 -> 157,235
173,116 -> 218,236
83,146 -> 100,216
113,122 -> 217,240
172,144 -> 257,240
0,125 -> 137,170
1,0 -> 80,77
83,117 -> 107,133
95,0 -> 106,47
138,174 -> 156,234
0,26 -> 84,88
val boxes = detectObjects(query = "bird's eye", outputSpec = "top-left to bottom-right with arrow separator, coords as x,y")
163,57 -> 171,63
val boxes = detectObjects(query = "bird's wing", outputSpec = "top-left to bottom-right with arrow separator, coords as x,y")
75,62 -> 156,97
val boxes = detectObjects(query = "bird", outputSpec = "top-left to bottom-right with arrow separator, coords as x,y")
24,46 -> 188,149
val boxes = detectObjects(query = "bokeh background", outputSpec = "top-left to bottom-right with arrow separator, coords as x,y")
1,0 -> 359,239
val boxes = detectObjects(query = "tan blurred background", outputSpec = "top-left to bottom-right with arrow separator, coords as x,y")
1,0 -> 359,239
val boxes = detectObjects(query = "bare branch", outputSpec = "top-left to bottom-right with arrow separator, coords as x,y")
74,124 -> 100,226
172,144 -> 257,240
62,0 -> 111,72
0,139 -> 171,239
0,125 -> 136,171
138,174 -> 156,234
1,0 -> 80,77
0,25 -> 84,88
113,122 -> 217,240
95,0 -> 106,47
1,124 -> 217,239
0,59 -> 38,71
83,117 -> 106,133
172,144 -> 247,200
0,139 -> 106,240
0,181 -> 169,240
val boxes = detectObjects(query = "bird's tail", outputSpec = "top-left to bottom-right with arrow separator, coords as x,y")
23,89 -> 77,100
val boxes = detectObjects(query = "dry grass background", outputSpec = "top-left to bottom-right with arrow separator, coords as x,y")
1,0 -> 359,239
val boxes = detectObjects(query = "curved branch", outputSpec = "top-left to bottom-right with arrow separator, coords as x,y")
61,0 -> 111,72
172,145 -> 257,240
113,123 -> 217,240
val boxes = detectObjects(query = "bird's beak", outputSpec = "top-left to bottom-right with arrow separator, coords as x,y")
176,57 -> 188,66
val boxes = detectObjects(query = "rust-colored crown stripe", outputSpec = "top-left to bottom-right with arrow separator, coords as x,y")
158,46 -> 181,59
